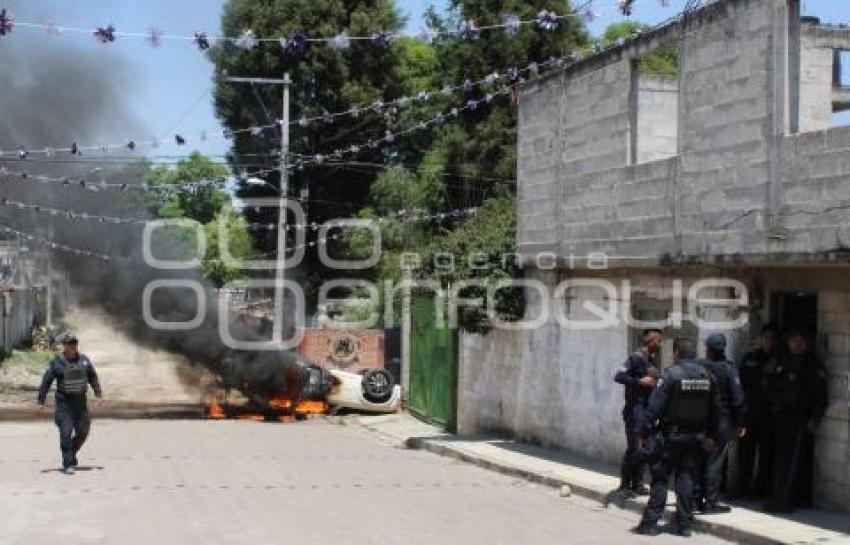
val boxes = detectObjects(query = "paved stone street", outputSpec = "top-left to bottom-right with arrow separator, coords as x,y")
0,419 -> 729,545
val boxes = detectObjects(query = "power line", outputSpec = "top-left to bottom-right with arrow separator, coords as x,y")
0,223 -> 111,262
4,5 -> 600,48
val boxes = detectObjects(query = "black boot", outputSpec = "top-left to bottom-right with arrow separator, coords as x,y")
631,523 -> 661,536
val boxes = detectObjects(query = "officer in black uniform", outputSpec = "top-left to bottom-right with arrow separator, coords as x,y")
735,324 -> 779,499
765,330 -> 828,512
37,333 -> 103,474
614,328 -> 663,496
694,333 -> 746,514
633,338 -> 722,537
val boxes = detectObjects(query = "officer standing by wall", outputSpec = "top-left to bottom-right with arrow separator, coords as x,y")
614,328 -> 663,497
694,333 -> 746,513
766,330 -> 828,512
632,338 -> 722,537
735,324 -> 779,499
37,333 -> 103,474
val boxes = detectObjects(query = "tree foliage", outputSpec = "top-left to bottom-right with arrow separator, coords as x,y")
424,197 -> 520,334
601,21 -> 679,76
210,1 -> 592,331
146,151 -> 255,286
210,0 -> 406,238
147,152 -> 231,223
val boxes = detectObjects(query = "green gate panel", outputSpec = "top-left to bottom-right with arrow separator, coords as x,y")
408,295 -> 456,428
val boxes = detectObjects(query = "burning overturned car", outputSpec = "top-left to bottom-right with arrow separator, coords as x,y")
206,352 -> 401,421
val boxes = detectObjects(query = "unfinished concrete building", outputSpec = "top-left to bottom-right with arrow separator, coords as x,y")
457,0 -> 850,513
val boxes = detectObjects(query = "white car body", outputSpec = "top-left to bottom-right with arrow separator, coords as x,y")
326,369 -> 401,414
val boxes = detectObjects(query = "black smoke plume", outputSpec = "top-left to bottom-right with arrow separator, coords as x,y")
0,10 -> 307,400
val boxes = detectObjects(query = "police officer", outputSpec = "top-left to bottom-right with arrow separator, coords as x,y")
694,333 -> 746,514
614,328 -> 663,496
765,330 -> 828,512
37,333 -> 103,474
633,338 -> 722,537
735,324 -> 779,499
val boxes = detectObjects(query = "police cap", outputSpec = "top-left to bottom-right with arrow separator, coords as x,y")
705,333 -> 726,352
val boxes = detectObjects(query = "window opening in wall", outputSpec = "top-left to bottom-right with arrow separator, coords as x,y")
627,38 -> 681,165
833,51 -> 850,126
835,50 -> 850,87
770,292 -> 818,341
628,295 -> 696,369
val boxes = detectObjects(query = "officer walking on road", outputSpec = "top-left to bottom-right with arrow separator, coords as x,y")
37,333 -> 103,474
694,333 -> 746,514
614,329 -> 663,497
633,338 -> 722,537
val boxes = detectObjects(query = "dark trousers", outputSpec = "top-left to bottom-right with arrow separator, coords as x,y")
735,423 -> 759,496
735,425 -> 759,497
755,416 -> 776,498
796,433 -> 816,508
768,411 -> 810,512
696,436 -> 729,506
619,413 -> 646,490
641,435 -> 701,529
54,400 -> 91,469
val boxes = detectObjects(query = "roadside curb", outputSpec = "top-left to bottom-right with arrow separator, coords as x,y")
404,436 -> 782,545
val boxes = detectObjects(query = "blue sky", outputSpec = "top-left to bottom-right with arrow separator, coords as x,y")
5,0 -> 849,162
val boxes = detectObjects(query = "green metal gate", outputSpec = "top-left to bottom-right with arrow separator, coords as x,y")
408,295 -> 456,428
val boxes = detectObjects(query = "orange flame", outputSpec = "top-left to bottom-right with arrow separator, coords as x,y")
208,402 -> 226,420
236,414 -> 266,422
205,397 -> 328,422
294,399 -> 328,415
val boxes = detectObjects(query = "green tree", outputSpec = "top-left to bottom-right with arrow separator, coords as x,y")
600,21 -> 679,76
201,209 -> 256,286
210,0 -> 407,241
147,151 -> 231,223
424,197 -> 520,334
359,1 -> 588,331
146,151 -> 255,286
423,0 -> 589,196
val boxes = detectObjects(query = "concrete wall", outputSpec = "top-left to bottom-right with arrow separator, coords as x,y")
457,270 -> 741,462
518,57 -> 630,256
800,22 -> 850,132
518,0 -> 850,266
0,288 -> 39,356
800,24 -> 837,132
457,269 -> 627,461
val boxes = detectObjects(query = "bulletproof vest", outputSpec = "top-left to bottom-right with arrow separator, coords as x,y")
772,357 -> 805,410
700,359 -> 732,412
664,362 -> 712,432
58,355 -> 89,395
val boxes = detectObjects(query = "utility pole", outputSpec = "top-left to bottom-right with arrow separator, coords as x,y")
225,73 -> 291,345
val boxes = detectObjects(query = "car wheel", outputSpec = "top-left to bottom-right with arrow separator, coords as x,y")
361,369 -> 393,403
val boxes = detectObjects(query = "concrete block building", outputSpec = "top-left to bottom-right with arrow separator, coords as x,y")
457,0 -> 850,513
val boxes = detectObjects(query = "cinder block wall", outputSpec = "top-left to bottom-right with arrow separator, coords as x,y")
815,292 -> 850,511
519,0 -> 850,264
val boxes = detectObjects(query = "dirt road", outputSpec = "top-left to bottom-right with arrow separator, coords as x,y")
62,307 -> 200,404
0,307 -> 204,416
